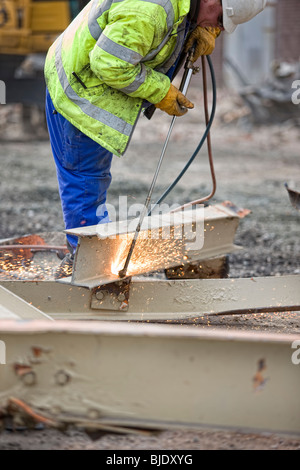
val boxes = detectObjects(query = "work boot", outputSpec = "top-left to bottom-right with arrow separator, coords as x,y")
54,252 -> 74,280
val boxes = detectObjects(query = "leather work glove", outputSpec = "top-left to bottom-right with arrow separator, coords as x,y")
155,84 -> 194,116
184,27 -> 221,62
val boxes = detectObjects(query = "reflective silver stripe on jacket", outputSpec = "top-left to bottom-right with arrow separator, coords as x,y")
97,34 -> 143,64
88,0 -> 109,39
88,0 -> 125,40
89,0 -> 176,64
91,0 -> 176,94
88,0 -> 175,43
119,64 -> 147,94
156,17 -> 187,74
141,0 -> 175,32
55,34 -> 133,137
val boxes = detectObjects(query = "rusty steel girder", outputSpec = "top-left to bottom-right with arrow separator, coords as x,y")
0,275 -> 299,321
0,320 -> 299,435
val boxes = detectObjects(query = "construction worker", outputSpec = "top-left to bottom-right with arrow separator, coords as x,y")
44,0 -> 267,278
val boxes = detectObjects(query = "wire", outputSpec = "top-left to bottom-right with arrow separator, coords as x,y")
149,54 -> 217,215
172,55 -> 217,212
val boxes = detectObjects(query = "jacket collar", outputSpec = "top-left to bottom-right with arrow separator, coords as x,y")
187,0 -> 200,27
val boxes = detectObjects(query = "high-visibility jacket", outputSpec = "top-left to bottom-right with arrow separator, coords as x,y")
44,0 -> 191,157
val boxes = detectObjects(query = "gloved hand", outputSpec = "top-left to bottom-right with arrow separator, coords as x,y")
184,27 -> 221,62
155,84 -> 194,116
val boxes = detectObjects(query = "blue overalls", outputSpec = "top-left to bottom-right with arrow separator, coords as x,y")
45,89 -> 113,253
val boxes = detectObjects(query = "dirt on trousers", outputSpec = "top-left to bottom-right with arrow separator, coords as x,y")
0,88 -> 299,450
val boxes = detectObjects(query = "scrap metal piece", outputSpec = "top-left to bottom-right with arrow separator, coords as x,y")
7,397 -> 59,428
0,320 -> 299,435
285,183 -> 300,210
63,204 -> 242,289
0,233 -> 68,281
0,234 -> 67,263
220,200 -> 251,218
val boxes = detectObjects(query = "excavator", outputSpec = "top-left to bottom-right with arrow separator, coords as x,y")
0,0 -> 89,106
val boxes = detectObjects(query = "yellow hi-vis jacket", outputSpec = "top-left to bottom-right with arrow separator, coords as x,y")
44,0 -> 191,156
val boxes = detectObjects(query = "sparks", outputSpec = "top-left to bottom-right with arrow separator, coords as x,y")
110,231 -> 185,277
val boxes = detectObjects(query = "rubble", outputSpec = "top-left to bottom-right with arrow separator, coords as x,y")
225,59 -> 300,126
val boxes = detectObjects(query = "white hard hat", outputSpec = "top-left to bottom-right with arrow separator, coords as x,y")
222,0 -> 267,34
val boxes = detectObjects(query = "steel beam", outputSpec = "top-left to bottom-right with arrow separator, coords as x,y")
1,275 -> 300,321
0,285 -> 53,321
0,320 -> 299,435
64,204 -> 241,289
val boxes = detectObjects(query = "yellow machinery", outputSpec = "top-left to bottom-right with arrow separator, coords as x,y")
0,0 -> 88,105
0,0 -> 73,55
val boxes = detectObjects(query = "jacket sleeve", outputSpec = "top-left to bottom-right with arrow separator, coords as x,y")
89,8 -> 171,104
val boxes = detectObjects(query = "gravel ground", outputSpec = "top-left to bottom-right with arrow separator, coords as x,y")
0,88 -> 299,449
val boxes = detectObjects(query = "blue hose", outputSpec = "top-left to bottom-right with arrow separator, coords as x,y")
149,54 -> 217,215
